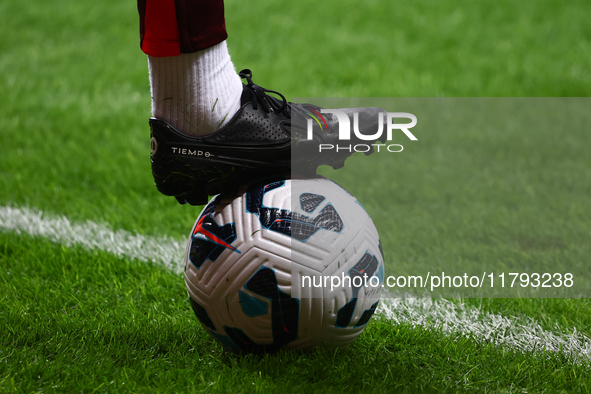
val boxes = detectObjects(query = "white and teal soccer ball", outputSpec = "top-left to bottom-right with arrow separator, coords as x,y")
184,177 -> 384,353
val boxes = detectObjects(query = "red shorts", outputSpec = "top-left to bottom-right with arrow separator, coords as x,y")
137,0 -> 227,57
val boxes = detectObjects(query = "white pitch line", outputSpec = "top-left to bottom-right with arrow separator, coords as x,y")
0,206 -> 186,273
1,205 -> 589,363
378,296 -> 591,364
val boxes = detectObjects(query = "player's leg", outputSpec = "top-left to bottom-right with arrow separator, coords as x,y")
139,0 -> 386,206
139,0 -> 241,136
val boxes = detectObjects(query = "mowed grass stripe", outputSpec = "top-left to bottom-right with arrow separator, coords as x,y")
2,205 -> 589,364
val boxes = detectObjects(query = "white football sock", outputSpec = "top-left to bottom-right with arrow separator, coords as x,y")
148,41 -> 243,136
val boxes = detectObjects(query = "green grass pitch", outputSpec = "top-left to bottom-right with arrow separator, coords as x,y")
1,0 -> 591,392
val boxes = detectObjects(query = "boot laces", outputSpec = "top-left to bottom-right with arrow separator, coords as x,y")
239,69 -> 290,116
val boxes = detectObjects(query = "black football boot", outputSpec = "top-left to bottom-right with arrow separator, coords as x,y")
149,69 -> 385,205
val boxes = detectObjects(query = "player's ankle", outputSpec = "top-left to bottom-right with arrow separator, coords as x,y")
148,41 -> 242,136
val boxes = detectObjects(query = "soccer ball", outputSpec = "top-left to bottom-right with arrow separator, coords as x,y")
184,177 -> 384,353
